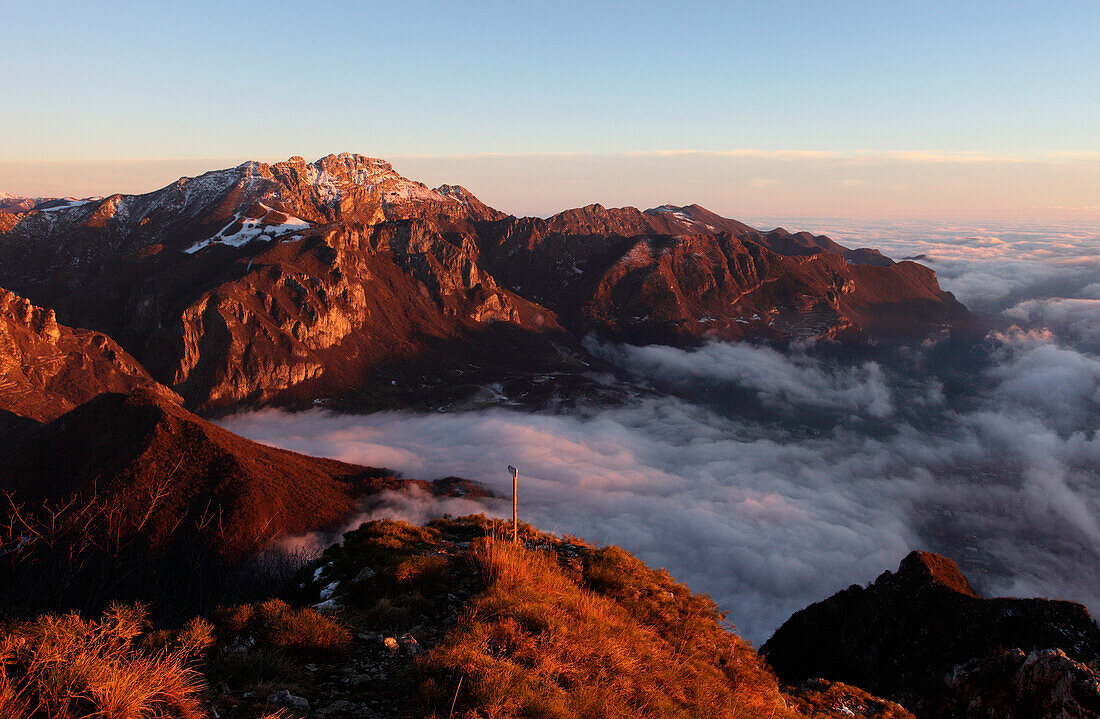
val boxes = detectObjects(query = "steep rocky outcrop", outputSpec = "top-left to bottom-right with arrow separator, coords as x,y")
762,551 -> 1100,717
0,287 -> 179,425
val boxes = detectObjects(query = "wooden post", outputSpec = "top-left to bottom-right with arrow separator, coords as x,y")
508,465 -> 518,544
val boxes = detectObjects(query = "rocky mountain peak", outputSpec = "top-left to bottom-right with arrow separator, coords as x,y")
260,153 -> 487,220
285,153 -> 399,187
433,184 -> 474,203
763,550 -> 1100,717
317,151 -> 394,173
895,550 -> 979,597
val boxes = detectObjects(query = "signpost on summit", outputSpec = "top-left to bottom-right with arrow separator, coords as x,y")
508,465 -> 518,544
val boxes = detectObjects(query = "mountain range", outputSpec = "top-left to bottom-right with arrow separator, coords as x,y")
0,153 -> 973,414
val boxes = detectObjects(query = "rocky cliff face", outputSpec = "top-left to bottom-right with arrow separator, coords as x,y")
0,154 -> 977,411
40,218 -> 563,411
762,551 -> 1100,718
0,287 -> 179,425
945,648 -> 1100,718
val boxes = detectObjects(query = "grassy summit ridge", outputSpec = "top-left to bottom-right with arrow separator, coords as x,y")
425,527 -> 796,718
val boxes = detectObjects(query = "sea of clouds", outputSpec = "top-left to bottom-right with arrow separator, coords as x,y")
219,218 -> 1100,644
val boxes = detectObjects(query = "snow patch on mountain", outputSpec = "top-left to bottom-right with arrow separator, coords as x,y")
185,204 -> 311,254
37,199 -> 93,212
648,204 -> 710,233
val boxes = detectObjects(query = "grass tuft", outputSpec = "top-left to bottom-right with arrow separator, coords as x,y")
0,603 -> 206,719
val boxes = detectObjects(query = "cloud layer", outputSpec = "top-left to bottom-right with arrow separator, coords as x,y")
221,331 -> 1100,645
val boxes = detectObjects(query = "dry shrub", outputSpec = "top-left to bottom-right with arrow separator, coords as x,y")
0,603 -> 206,719
427,539 -> 801,719
319,520 -> 463,633
207,600 -> 347,692
214,599 -> 350,652
143,616 -> 216,660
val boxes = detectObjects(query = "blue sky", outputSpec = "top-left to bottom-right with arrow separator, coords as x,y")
3,1 -> 1098,217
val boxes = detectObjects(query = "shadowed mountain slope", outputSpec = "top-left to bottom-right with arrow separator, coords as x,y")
0,389 -> 490,615
0,389 -> 395,557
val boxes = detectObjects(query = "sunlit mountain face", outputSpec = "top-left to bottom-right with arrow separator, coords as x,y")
214,216 -> 1100,644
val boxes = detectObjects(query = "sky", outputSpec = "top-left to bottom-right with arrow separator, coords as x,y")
2,1 -> 1098,218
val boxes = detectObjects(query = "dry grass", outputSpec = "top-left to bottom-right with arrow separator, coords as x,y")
213,599 -> 350,653
425,538 -> 801,719
319,519 -> 466,634
393,553 -> 450,588
0,603 -> 207,719
325,520 -> 442,574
